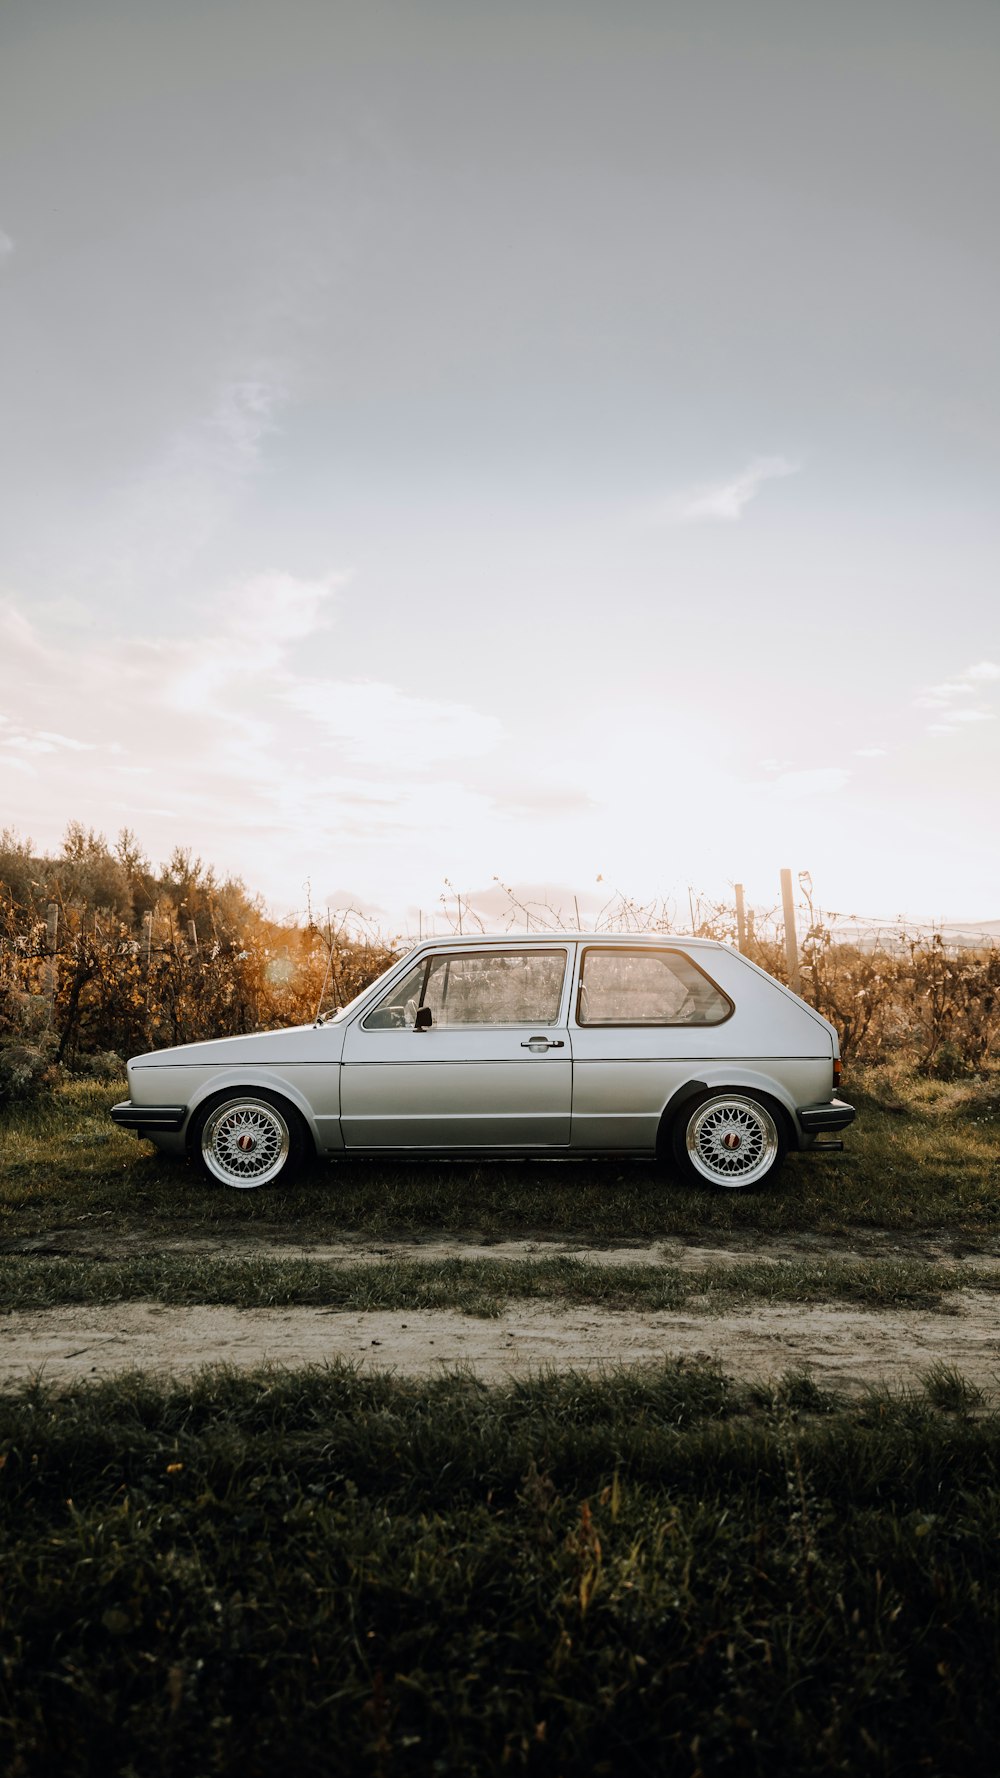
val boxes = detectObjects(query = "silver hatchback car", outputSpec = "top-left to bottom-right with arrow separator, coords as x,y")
111,933 -> 854,1191
112,931 -> 854,1194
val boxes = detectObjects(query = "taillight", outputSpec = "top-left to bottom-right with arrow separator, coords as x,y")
833,1057 -> 842,1091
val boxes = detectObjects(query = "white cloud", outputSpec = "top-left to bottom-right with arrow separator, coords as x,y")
924,712 -> 994,735
36,730 -> 97,750
162,573 -> 343,717
917,657 -> 1000,736
763,767 -> 851,799
0,727 -> 97,757
0,582 -> 510,903
212,380 -> 279,464
32,597 -> 100,630
0,229 -> 13,256
854,746 -> 887,757
285,680 -> 501,772
4,736 -> 56,755
75,368 -> 289,594
215,572 -> 341,649
654,456 -> 798,525
916,681 -> 974,707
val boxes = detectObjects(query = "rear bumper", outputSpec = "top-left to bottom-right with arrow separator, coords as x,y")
796,1098 -> 856,1134
111,1100 -> 187,1133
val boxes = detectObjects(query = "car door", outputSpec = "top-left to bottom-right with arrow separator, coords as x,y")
339,945 -> 573,1149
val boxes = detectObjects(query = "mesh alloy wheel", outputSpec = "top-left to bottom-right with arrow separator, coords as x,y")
198,1096 -> 294,1188
679,1093 -> 784,1189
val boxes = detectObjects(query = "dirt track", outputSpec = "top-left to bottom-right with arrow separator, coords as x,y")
5,1289 -> 1000,1395
5,1232 -> 1000,1394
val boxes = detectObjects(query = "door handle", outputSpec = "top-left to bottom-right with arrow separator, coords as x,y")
520,1037 -> 565,1049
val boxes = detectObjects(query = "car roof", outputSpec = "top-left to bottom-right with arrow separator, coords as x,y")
408,932 -> 726,950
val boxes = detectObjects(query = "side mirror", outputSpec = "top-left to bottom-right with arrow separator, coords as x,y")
414,1005 -> 433,1032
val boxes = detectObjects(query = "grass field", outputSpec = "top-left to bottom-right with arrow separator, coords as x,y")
3,1250 -> 999,1316
2,1060 -> 999,1248
3,1062 -> 999,1773
2,1362 -> 999,1776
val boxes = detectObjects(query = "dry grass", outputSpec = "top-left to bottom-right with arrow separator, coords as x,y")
4,1250 -> 997,1316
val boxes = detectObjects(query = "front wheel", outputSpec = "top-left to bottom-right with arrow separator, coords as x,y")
191,1091 -> 306,1188
672,1091 -> 787,1190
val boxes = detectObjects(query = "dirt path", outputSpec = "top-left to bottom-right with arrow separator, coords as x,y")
5,1292 -> 1000,1395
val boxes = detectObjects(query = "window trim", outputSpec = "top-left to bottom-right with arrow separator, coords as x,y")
574,945 -> 734,1028
362,945 -> 571,1031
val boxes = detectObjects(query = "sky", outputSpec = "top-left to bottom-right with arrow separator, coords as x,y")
1,0 -> 998,932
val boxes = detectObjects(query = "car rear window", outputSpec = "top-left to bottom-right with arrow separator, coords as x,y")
577,948 -> 732,1025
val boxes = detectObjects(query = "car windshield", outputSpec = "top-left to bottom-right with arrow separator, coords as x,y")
317,953 -> 410,1024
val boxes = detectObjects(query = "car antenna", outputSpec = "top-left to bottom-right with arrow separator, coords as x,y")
314,909 -> 339,1024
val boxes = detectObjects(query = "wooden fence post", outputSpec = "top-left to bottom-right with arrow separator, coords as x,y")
143,912 -> 153,1016
780,868 -> 802,994
45,902 -> 59,1017
734,884 -> 748,954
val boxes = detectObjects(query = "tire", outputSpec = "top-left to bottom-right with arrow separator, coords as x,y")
671,1090 -> 787,1190
191,1090 -> 307,1189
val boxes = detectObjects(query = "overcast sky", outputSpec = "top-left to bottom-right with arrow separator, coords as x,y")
2,0 -> 998,929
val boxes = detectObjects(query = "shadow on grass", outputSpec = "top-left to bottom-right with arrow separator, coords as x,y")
2,1362 -> 1000,1776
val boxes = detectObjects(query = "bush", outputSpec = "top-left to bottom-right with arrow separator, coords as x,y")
0,1036 -> 58,1108
0,825 -> 400,1070
64,1048 -> 125,1082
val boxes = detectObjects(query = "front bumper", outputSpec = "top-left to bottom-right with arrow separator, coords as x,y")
796,1098 -> 856,1134
111,1100 -> 188,1133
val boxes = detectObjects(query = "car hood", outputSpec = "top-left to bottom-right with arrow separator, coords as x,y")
130,1025 -> 334,1067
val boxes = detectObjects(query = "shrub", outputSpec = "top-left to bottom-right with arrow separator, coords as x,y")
0,1036 -> 58,1108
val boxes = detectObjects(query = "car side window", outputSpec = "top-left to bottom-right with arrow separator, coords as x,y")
577,948 -> 732,1025
423,950 -> 566,1027
366,949 -> 566,1029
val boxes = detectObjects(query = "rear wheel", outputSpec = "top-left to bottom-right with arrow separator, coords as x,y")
192,1091 -> 306,1188
672,1091 -> 787,1190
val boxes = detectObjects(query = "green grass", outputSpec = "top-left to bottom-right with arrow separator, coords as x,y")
2,1362 -> 1000,1775
2,1250 -> 996,1315
1,1061 -> 999,1246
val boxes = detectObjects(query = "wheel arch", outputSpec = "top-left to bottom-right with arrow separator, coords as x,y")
183,1072 -> 321,1156
657,1070 -> 799,1156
